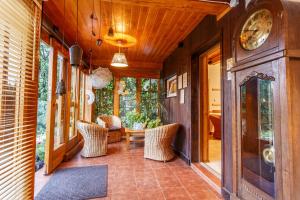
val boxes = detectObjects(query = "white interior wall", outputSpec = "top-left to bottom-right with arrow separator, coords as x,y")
208,63 -> 221,112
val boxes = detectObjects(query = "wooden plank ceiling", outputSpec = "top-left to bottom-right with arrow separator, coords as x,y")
43,0 -> 228,77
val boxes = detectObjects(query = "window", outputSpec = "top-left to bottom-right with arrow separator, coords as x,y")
94,79 -> 114,118
54,54 -> 65,149
0,0 -> 41,198
120,77 -> 137,126
69,67 -> 77,139
141,78 -> 159,119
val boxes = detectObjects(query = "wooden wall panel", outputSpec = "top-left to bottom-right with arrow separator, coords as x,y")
286,57 -> 300,200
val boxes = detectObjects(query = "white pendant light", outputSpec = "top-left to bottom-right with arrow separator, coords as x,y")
89,67 -> 113,89
110,4 -> 128,67
111,51 -> 128,67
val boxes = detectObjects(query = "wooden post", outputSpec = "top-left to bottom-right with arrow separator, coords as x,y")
157,79 -> 161,117
113,77 -> 120,116
84,75 -> 94,122
57,56 -> 65,145
199,54 -> 209,163
64,60 -> 71,148
136,78 -> 141,113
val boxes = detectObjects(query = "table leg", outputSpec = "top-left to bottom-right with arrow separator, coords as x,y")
126,132 -> 130,149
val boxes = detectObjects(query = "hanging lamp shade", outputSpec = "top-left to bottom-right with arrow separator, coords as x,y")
111,52 -> 128,67
89,67 -> 113,89
69,44 -> 83,67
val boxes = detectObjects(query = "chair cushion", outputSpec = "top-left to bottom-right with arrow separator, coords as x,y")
109,125 -> 121,131
98,115 -> 122,130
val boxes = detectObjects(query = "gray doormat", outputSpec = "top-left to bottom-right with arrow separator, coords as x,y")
35,165 -> 108,200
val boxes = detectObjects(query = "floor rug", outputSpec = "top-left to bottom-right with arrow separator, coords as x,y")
35,165 -> 108,200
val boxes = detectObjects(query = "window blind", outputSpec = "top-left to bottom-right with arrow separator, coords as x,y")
0,0 -> 41,199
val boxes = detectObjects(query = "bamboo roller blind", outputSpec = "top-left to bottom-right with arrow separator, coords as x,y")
0,0 -> 41,199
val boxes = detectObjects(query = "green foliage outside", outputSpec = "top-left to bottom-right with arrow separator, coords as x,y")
141,78 -> 159,120
94,80 -> 114,119
93,77 -> 161,129
122,78 -> 161,129
124,110 -> 161,129
36,42 -> 50,161
124,110 -> 148,129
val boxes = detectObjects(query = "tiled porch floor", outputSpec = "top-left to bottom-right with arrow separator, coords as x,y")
35,141 -> 223,200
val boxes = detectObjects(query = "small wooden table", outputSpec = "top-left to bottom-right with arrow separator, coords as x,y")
125,129 -> 145,149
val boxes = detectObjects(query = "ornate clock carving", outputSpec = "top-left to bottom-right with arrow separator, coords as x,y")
240,9 -> 273,50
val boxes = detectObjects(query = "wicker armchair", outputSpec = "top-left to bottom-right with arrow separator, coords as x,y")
97,115 -> 123,143
76,120 -> 108,158
144,123 -> 180,162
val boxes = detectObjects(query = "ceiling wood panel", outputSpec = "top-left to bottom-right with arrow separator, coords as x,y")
43,0 -> 228,73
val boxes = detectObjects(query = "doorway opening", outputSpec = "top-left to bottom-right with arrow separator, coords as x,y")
199,44 -> 222,178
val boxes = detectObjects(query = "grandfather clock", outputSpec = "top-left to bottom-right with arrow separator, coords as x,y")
231,0 -> 300,199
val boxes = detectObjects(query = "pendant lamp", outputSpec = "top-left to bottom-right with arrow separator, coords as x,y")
69,0 -> 83,67
96,0 -> 103,46
111,6 -> 128,68
108,0 -> 114,37
111,47 -> 128,67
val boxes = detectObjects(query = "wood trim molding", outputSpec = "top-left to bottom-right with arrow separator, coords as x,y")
191,163 -> 222,194
286,49 -> 300,58
93,60 -> 163,70
44,38 -> 57,174
99,0 -> 229,14
231,51 -> 285,72
217,6 -> 232,21
199,54 -> 209,162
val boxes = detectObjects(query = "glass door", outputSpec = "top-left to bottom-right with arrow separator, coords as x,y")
54,54 -> 65,149
44,48 -> 68,174
240,73 -> 275,197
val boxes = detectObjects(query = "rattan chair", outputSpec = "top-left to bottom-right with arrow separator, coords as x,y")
76,120 -> 108,158
144,123 -> 179,162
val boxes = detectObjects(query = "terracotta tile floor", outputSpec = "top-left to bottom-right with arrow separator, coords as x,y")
35,141 -> 223,200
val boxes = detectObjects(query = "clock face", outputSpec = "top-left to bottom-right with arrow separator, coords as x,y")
240,9 -> 273,50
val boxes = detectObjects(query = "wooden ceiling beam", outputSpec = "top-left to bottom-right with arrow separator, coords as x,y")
100,0 -> 229,15
92,59 -> 163,70
110,68 -> 160,79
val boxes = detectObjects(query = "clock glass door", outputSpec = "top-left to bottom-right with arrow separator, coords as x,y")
240,74 -> 275,197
